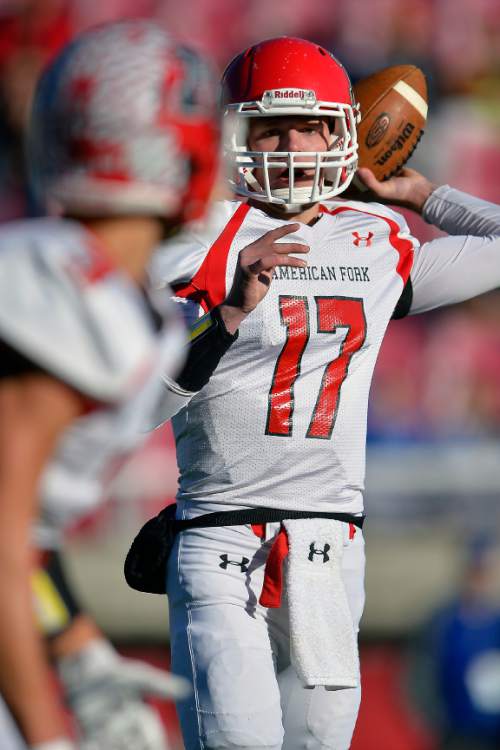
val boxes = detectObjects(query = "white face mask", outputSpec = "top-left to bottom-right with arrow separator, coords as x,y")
224,88 -> 360,211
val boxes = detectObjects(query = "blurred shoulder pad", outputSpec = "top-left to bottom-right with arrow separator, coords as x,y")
0,219 -> 157,403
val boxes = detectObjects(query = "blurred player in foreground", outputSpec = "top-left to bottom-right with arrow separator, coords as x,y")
142,36 -> 500,750
0,20 -> 310,750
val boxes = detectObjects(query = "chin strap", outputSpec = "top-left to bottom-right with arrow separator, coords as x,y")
241,166 -> 261,191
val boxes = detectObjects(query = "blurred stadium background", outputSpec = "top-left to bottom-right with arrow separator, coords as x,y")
1,0 -> 499,747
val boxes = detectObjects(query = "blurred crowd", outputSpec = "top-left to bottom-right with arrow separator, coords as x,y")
2,0 -> 499,81
369,293 -> 500,442
1,0 -> 499,441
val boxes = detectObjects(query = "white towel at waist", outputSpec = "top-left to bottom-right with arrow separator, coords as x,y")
282,518 -> 359,690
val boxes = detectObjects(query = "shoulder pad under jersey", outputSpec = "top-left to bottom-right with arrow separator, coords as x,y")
321,197 -> 410,226
0,218 -> 159,403
149,200 -> 242,289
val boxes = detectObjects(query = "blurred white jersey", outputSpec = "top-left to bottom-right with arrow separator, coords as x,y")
150,187 -> 500,515
0,217 -> 186,547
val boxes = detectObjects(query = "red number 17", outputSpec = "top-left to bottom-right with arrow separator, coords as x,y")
266,295 -> 366,439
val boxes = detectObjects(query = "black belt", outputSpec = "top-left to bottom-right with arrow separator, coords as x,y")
124,503 -> 365,596
172,506 -> 365,531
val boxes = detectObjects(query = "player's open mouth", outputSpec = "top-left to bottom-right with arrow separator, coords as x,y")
272,168 -> 315,187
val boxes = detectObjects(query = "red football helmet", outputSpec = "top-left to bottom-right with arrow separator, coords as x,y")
28,20 -> 220,224
222,37 -> 359,210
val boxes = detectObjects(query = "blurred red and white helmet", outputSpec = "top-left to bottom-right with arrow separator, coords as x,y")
28,20 -> 219,223
222,36 -> 359,210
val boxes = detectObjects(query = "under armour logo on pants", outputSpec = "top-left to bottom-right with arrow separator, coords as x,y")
219,554 -> 250,572
308,543 -> 330,563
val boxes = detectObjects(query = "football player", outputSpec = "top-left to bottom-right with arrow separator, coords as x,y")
0,22 -> 309,750
146,37 -> 500,750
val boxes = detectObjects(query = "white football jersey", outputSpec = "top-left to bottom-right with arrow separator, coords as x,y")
0,217 -> 186,547
150,187 -> 500,515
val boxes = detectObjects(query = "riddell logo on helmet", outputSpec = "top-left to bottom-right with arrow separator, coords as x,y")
273,89 -> 307,99
263,88 -> 317,106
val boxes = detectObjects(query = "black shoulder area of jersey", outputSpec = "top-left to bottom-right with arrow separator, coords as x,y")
392,278 -> 413,319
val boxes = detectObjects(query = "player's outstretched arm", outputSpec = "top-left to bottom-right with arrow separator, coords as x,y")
0,372 -> 83,749
360,167 -> 500,316
411,185 -> 500,314
357,166 -> 500,314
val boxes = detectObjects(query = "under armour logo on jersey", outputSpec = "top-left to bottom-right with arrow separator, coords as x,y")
308,543 -> 330,563
352,231 -> 374,247
219,554 -> 250,572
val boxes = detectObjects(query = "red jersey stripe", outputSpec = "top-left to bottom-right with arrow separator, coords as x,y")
320,204 -> 414,284
173,202 -> 250,312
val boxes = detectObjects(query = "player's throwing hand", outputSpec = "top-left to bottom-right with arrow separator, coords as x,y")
356,167 -> 438,212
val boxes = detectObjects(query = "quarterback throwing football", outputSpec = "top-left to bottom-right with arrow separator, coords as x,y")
148,37 -> 500,750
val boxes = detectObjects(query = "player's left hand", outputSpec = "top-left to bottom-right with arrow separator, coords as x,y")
220,223 -> 309,332
57,639 -> 191,750
354,167 -> 438,213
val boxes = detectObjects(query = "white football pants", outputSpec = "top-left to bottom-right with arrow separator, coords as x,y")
166,505 -> 365,750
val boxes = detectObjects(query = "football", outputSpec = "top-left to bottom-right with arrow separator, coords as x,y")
353,64 -> 428,180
